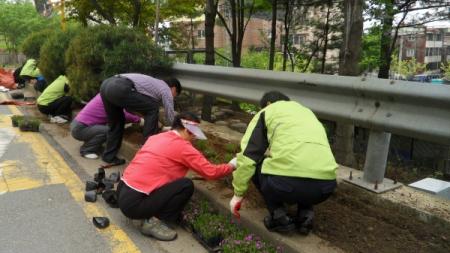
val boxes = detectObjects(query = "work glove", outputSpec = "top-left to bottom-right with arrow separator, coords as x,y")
139,118 -> 145,127
228,157 -> 237,170
161,126 -> 171,132
229,195 -> 244,218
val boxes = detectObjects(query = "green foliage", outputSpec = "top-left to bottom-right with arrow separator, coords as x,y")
0,1 -> 59,53
441,64 -> 450,81
391,56 -> 426,79
360,26 -> 381,72
239,102 -> 259,114
21,29 -> 55,59
39,23 -> 82,82
65,25 -> 172,101
192,213 -> 226,241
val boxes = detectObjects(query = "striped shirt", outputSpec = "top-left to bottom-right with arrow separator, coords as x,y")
120,73 -> 175,124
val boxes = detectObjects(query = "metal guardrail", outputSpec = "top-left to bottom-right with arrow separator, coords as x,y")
173,63 -> 450,192
173,63 -> 450,145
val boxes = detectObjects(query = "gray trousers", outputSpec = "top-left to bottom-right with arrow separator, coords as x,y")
71,120 -> 109,155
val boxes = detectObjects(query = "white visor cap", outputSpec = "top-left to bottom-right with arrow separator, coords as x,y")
181,119 -> 207,140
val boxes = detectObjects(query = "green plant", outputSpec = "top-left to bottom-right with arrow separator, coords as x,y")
21,29 -> 55,59
224,143 -> 240,154
192,213 -> 226,246
18,118 -> 41,132
65,25 -> 173,101
39,23 -> 81,82
11,115 -> 25,127
221,233 -> 282,253
239,102 -> 259,114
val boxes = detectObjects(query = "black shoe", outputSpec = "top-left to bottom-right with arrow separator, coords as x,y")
263,209 -> 296,233
103,157 -> 126,166
296,209 -> 314,235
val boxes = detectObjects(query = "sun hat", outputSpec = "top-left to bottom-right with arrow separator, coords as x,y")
181,119 -> 207,140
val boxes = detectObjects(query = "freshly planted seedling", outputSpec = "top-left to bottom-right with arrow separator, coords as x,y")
18,118 -> 41,132
11,115 -> 25,127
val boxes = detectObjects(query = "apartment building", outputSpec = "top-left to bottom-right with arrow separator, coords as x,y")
398,25 -> 450,73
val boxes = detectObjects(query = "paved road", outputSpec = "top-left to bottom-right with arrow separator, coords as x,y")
0,92 -> 205,253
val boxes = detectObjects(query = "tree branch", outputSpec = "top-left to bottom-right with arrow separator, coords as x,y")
217,9 -> 232,38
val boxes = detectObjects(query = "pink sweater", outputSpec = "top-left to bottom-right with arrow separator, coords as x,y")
122,131 -> 233,194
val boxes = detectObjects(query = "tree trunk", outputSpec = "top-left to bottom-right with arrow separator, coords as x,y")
269,0 -> 277,70
282,1 -> 291,71
377,2 -> 395,79
320,1 -> 332,74
335,0 -> 363,166
202,0 -> 218,122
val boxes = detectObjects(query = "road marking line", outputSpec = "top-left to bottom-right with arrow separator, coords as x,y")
0,110 -> 140,253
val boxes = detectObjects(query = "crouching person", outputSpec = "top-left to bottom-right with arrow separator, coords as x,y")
117,112 -> 235,241
229,91 -> 337,235
71,94 -> 141,159
37,75 -> 72,123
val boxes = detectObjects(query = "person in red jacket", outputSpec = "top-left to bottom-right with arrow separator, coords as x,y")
117,112 -> 235,241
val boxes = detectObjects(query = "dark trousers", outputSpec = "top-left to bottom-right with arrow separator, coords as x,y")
117,178 -> 194,222
100,76 -> 160,162
70,120 -> 108,155
252,163 -> 336,217
37,96 -> 72,118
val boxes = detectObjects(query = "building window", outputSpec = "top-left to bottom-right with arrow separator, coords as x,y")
408,34 -> 415,40
292,34 -> 306,45
197,30 -> 205,39
406,49 -> 415,57
427,33 -> 434,41
436,33 -> 442,41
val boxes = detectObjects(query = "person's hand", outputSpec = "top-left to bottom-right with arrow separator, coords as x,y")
229,195 -> 244,218
139,118 -> 145,127
228,157 -> 237,170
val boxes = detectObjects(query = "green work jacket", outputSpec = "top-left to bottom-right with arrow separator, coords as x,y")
19,59 -> 41,77
37,75 -> 69,106
232,101 -> 337,196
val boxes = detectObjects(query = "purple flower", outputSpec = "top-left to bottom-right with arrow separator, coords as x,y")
234,240 -> 241,245
244,234 -> 254,241
256,241 -> 263,249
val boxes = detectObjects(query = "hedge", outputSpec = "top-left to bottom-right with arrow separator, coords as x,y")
39,23 -> 81,83
65,25 -> 172,101
21,29 -> 55,59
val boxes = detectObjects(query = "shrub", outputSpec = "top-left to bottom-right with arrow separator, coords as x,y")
21,29 -> 55,59
66,25 -> 173,101
39,23 -> 81,82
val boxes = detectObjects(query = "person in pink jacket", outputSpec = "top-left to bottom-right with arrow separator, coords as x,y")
117,112 -> 236,241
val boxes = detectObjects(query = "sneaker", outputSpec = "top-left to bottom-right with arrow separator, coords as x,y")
296,209 -> 314,235
83,153 -> 99,159
50,116 -> 68,124
263,209 -> 296,233
102,157 -> 126,166
141,217 -> 177,241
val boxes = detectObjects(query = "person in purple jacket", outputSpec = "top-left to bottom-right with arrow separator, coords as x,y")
71,94 -> 141,159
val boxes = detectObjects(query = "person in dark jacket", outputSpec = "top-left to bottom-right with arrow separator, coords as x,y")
99,73 -> 181,165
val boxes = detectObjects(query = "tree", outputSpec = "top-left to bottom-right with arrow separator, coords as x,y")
268,0 -> 278,70
391,56 -> 426,78
360,26 -> 381,73
335,0 -> 363,166
442,64 -> 450,81
367,0 -> 450,79
216,0 -> 267,67
0,1 -> 58,58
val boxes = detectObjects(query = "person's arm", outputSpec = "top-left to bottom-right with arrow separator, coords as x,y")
124,110 -> 141,123
161,89 -> 175,125
180,144 -> 233,180
232,111 -> 269,196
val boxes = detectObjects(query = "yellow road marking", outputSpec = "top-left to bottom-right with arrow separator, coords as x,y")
0,108 -> 140,252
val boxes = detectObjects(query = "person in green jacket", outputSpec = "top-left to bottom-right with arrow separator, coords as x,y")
37,75 -> 72,123
229,91 -> 338,235
18,59 -> 47,92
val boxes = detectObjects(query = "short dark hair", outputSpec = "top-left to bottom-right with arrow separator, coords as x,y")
171,112 -> 200,130
260,91 -> 290,108
164,77 -> 182,95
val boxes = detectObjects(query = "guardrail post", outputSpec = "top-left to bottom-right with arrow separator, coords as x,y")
363,130 -> 391,183
201,95 -> 215,122
344,130 -> 402,193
